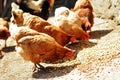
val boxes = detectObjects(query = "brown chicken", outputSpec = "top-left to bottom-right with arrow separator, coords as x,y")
54,7 -> 89,41
11,4 -> 73,46
0,18 -> 10,47
11,27 -> 76,71
72,0 -> 94,31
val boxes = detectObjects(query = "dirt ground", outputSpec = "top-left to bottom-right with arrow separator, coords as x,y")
0,17 -> 120,80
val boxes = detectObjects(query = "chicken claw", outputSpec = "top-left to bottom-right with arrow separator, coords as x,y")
33,64 -> 46,72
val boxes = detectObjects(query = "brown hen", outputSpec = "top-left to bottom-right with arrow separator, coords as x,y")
0,18 -> 10,47
11,27 -> 76,71
72,0 -> 94,31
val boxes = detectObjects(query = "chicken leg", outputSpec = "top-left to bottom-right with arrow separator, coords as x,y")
33,63 -> 46,72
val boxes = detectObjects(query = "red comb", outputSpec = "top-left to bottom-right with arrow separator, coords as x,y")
65,50 -> 75,57
70,36 -> 77,43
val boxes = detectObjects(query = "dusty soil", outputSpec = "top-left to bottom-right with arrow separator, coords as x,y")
0,17 -> 120,80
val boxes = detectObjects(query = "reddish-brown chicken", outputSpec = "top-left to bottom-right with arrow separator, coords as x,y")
11,6 -> 73,46
11,27 -> 76,71
72,0 -> 94,31
0,18 -> 10,47
54,7 -> 89,41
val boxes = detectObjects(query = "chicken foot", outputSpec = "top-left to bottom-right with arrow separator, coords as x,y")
33,63 -> 46,72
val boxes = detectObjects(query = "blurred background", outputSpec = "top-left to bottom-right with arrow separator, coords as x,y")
0,0 -> 77,21
0,0 -> 120,25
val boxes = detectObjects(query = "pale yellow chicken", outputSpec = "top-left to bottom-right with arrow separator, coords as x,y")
54,7 -> 89,41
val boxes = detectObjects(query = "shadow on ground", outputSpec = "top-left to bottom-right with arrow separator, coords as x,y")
2,46 -> 15,52
66,40 -> 97,54
90,29 -> 113,39
32,64 -> 77,79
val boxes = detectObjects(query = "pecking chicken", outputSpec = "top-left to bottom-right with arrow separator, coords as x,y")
15,0 -> 54,20
54,7 -> 89,41
11,3 -> 73,46
71,0 -> 94,32
11,26 -> 76,71
0,18 -> 10,47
